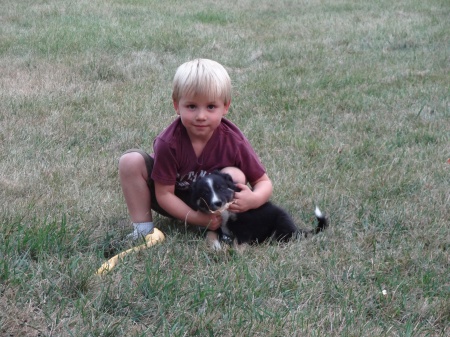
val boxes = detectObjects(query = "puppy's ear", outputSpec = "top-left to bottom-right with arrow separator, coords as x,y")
190,176 -> 201,198
220,172 -> 238,191
190,178 -> 198,190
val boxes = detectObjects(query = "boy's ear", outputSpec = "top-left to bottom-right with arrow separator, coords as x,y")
173,99 -> 180,115
223,100 -> 231,115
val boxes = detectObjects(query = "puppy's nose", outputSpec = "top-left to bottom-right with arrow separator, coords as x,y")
213,201 -> 222,209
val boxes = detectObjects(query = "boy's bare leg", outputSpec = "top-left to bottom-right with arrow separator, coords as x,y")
220,167 -> 246,184
118,152 -> 154,239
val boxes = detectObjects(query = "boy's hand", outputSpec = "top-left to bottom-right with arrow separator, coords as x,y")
208,213 -> 222,230
191,211 -> 222,230
228,175 -> 273,213
228,183 -> 256,213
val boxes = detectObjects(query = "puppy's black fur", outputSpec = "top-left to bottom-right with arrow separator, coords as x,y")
190,171 -> 328,244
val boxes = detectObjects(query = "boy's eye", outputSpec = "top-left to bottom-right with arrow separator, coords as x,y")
207,105 -> 215,110
187,105 -> 196,110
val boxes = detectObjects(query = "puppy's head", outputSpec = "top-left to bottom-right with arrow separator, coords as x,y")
191,171 -> 236,212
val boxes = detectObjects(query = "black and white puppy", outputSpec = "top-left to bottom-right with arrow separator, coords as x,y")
190,171 -> 329,249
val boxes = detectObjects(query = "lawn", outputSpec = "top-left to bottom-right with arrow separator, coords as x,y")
0,0 -> 449,336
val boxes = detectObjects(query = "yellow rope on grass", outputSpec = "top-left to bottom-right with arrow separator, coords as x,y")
96,228 -> 165,276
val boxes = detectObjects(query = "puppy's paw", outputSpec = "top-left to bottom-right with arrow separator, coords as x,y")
233,241 -> 249,254
210,239 -> 222,251
206,231 -> 222,251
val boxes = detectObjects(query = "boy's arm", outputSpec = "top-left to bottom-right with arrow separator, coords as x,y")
154,182 -> 222,230
228,173 -> 273,213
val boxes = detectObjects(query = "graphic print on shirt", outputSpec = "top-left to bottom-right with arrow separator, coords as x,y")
176,170 -> 208,190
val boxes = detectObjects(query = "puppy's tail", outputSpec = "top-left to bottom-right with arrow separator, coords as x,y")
298,206 -> 329,239
314,206 -> 329,234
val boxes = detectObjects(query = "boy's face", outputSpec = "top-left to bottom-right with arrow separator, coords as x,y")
173,93 -> 230,142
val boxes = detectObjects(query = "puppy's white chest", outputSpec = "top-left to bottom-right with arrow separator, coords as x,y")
220,210 -> 236,236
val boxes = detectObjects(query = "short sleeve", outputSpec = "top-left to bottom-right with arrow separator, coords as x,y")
151,137 -> 178,185
235,137 -> 266,184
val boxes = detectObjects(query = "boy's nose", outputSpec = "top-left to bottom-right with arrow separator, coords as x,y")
196,109 -> 207,119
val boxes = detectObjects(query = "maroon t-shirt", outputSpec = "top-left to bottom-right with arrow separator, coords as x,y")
152,117 -> 265,191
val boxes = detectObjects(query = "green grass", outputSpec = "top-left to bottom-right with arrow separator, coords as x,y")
1,0 -> 449,335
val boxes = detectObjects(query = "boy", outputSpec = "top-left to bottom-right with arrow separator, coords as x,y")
118,58 -> 273,240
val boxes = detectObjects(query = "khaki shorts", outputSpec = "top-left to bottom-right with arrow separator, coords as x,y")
123,149 -> 192,218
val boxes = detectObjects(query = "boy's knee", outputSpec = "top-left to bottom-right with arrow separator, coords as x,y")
119,152 -> 147,176
220,167 -> 246,184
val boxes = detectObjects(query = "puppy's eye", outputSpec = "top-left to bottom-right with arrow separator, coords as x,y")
214,183 -> 225,191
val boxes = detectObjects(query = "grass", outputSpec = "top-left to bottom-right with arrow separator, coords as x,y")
1,0 -> 449,335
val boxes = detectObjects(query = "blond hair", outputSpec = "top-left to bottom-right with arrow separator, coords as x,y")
172,59 -> 231,105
